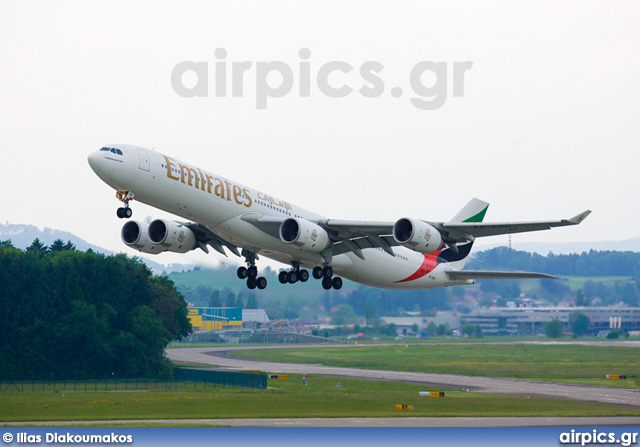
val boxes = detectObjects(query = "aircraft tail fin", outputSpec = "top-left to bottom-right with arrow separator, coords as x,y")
440,198 -> 489,269
450,198 -> 490,223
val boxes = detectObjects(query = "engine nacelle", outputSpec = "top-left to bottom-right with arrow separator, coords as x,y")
279,218 -> 330,252
121,220 -> 167,254
393,218 -> 444,254
148,219 -> 197,253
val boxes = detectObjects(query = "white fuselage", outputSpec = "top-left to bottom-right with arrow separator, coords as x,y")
88,144 -> 469,289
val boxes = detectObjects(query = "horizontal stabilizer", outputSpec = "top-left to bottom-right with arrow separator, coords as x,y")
446,270 -> 558,280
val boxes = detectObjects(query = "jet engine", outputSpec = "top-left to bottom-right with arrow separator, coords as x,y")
392,218 -> 444,254
279,218 -> 330,252
148,219 -> 197,253
121,220 -> 167,254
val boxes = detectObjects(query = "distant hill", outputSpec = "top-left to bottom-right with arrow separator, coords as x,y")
0,222 -> 192,274
475,238 -> 640,255
467,246 -> 640,277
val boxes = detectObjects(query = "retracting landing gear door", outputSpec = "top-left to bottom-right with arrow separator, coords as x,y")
137,147 -> 150,171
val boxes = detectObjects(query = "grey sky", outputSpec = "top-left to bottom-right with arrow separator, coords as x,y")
1,1 -> 638,268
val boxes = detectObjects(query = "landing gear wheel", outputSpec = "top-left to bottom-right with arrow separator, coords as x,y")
239,249 -> 266,290
116,191 -> 134,219
278,271 -> 288,284
298,269 -> 309,282
322,277 -> 333,290
312,266 -> 323,279
322,266 -> 333,279
332,277 -> 343,290
116,207 -> 132,218
287,271 -> 298,284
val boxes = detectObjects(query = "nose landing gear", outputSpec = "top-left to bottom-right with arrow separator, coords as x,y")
116,190 -> 134,219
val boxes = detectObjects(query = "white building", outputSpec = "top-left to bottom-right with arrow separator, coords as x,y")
381,311 -> 462,335
242,309 -> 270,323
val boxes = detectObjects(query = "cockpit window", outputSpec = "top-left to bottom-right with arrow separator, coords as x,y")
103,147 -> 123,155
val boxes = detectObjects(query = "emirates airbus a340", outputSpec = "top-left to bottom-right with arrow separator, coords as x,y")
88,144 -> 590,291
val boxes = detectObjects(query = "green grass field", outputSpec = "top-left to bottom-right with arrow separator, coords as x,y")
1,374 -> 639,423
3,342 -> 639,423
561,276 -> 632,291
230,343 -> 640,388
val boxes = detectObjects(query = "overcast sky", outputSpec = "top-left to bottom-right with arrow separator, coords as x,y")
1,1 -> 638,268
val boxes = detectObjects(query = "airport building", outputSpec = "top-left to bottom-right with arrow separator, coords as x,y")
186,307 -> 271,332
379,307 -> 640,337
187,306 -> 639,338
461,307 -> 640,336
381,311 -> 461,336
187,307 -> 243,332
242,309 -> 271,329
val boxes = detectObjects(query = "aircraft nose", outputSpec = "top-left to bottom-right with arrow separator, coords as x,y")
87,149 -> 104,173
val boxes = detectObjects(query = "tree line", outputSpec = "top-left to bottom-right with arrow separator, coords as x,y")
468,246 -> 640,277
178,281 -> 260,310
0,239 -> 191,379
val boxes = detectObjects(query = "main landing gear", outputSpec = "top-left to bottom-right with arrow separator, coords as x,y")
278,264 -> 343,290
278,264 -> 310,284
116,190 -> 134,219
237,265 -> 267,290
312,265 -> 343,290
237,251 -> 267,290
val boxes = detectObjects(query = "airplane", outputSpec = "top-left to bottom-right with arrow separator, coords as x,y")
88,144 -> 591,291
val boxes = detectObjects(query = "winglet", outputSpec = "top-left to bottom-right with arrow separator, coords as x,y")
568,210 -> 591,225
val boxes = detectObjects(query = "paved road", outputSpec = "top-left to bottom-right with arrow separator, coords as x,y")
6,342 -> 638,428
166,343 -> 640,408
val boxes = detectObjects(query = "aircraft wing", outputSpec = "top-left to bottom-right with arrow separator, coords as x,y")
320,210 -> 591,241
436,210 -> 592,242
241,208 -> 591,261
446,270 -> 558,280
320,220 -> 394,235
317,219 -> 398,259
241,214 -> 399,260
184,222 -> 241,257
319,210 -> 591,252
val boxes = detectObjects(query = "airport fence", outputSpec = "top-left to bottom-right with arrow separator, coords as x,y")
1,368 -> 267,392
173,367 -> 267,389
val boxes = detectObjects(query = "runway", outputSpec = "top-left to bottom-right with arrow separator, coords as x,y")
166,343 -> 640,409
